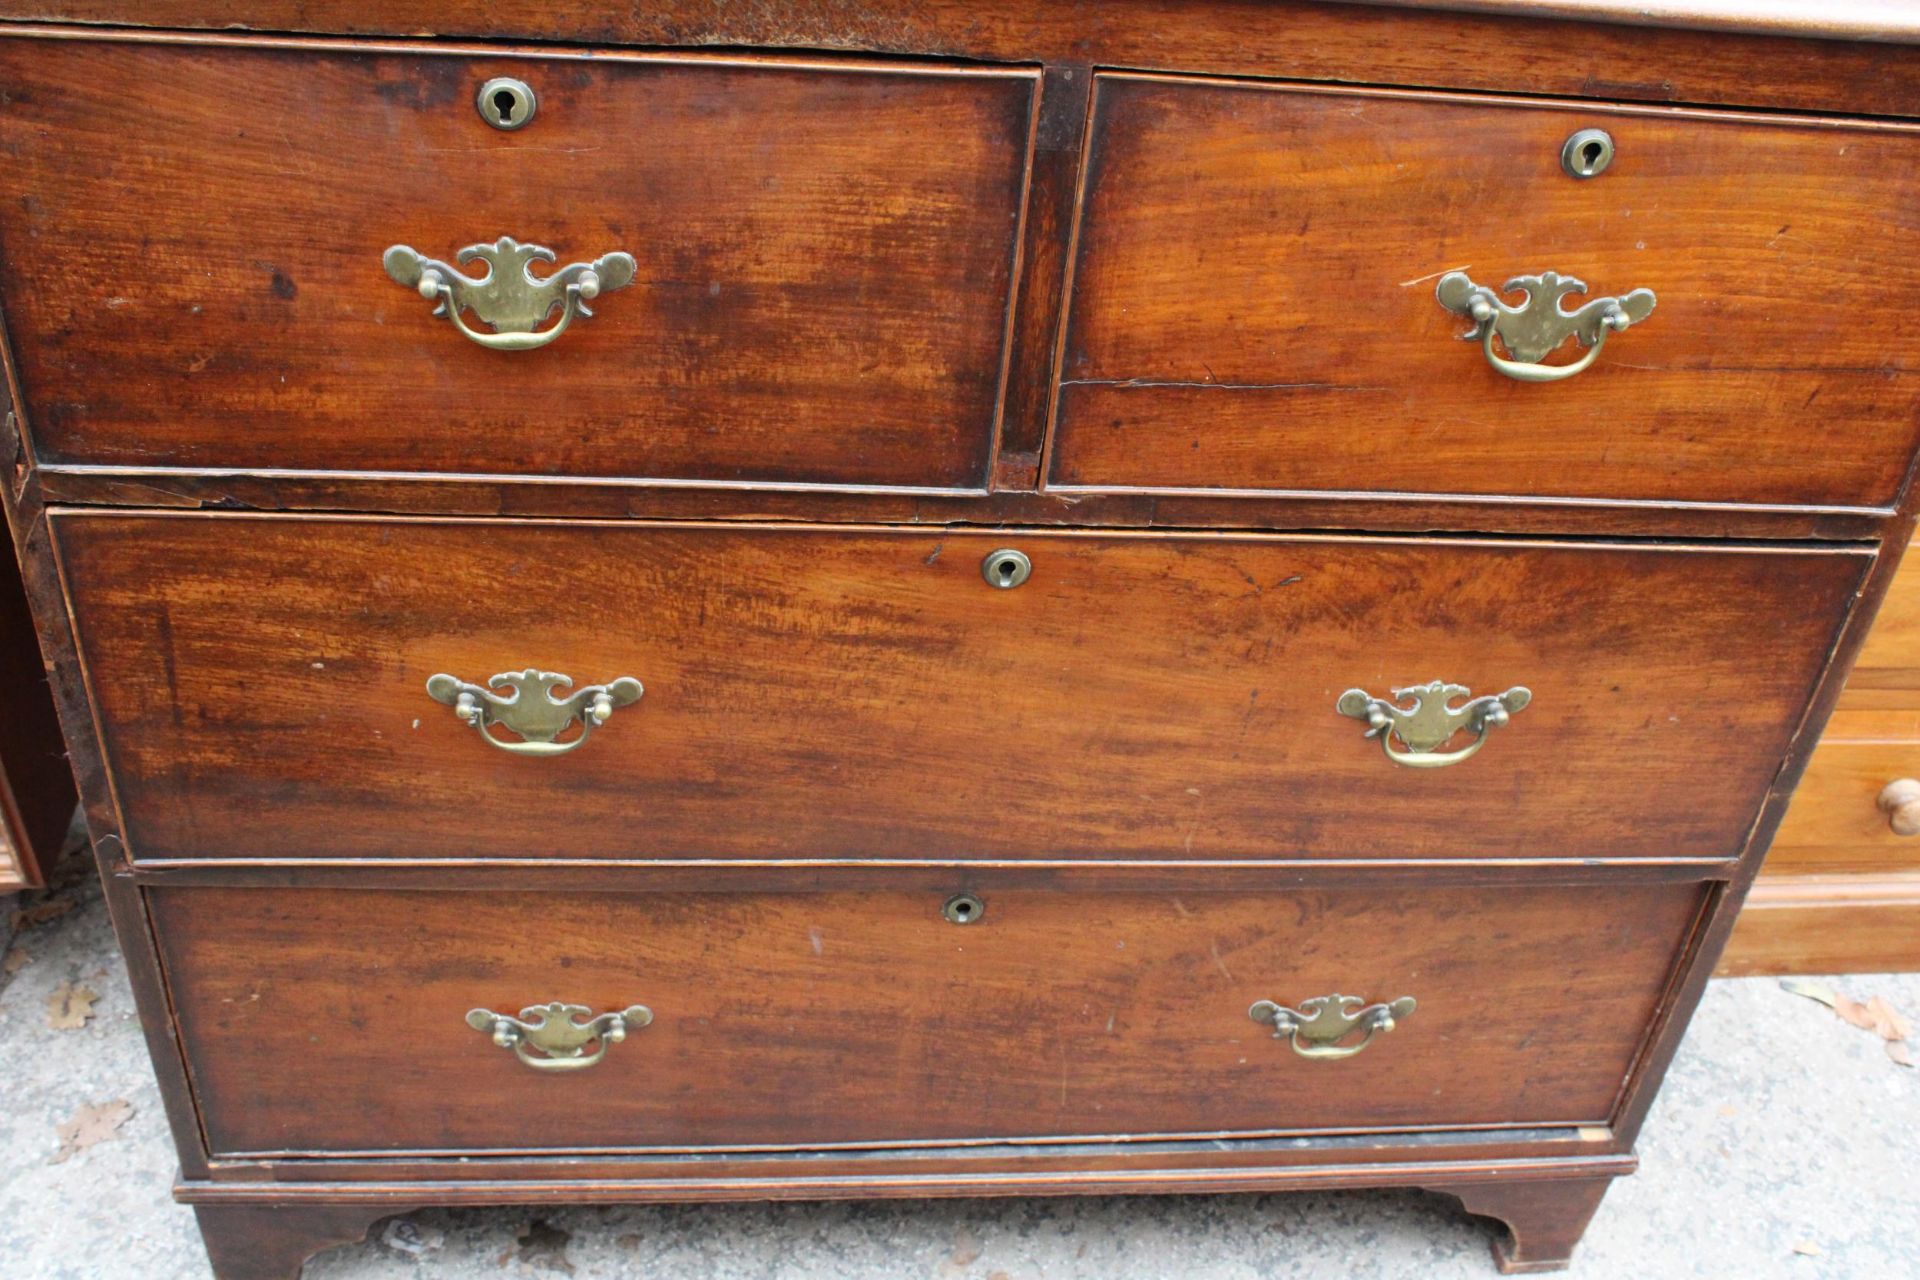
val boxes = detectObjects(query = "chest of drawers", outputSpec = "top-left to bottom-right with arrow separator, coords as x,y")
1723,536 -> 1920,975
2,3 -> 1917,1276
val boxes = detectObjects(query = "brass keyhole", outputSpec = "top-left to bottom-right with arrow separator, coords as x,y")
981,548 -> 1032,590
942,893 -> 985,925
477,77 -> 536,131
1560,128 -> 1614,179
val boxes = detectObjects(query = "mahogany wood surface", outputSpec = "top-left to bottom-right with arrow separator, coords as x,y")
1051,75 -> 1920,509
176,1152 -> 1637,1280
149,882 -> 1701,1154
0,4 -> 1911,1275
1339,1 -> 1920,43
192,1205 -> 400,1280
0,38 -> 1034,488
30,466 -> 1903,542
1,5 -> 1917,122
197,1140 -> 1632,1191
1440,1174 -> 1616,1273
53,513 -> 1867,864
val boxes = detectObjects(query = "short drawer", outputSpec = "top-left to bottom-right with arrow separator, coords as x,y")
150,881 -> 1703,1155
0,37 -> 1035,488
55,513 -> 1866,863
1052,74 -> 1920,510
1766,713 -> 1920,875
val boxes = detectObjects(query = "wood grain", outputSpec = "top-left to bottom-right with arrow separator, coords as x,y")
32,464 -> 1902,542
1051,76 -> 1920,510
0,9 -> 1905,1271
1731,535 -> 1920,972
192,1205 -> 402,1280
53,514 -> 1869,863
1761,711 -> 1920,874
195,1141 -> 1633,1191
1440,1174 -> 1616,1273
1837,535 -> 1920,702
149,882 -> 1703,1154
0,38 -> 1035,487
1336,0 -> 1920,43
1719,873 -> 1920,974
2,5 -> 1917,120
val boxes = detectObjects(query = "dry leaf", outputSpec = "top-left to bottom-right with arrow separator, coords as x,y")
1791,1241 -> 1822,1257
1834,993 -> 1915,1043
11,899 -> 73,930
1716,1104 -> 1739,1118
1889,1040 -> 1915,1069
50,1099 -> 132,1164
46,982 -> 98,1030
1832,995 -> 1878,1031
3,948 -> 30,975
1865,996 -> 1914,1043
513,1220 -> 574,1274
1779,977 -> 1839,1008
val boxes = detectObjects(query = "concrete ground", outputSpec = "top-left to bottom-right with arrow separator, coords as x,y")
2,858 -> 1915,1280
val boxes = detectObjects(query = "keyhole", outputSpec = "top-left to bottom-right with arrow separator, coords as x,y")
476,78 -> 536,131
981,548 -> 1032,590
1559,128 -> 1614,179
943,894 -> 984,925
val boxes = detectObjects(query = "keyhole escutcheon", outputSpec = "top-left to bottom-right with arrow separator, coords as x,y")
1560,128 -> 1614,178
981,549 -> 1032,590
477,77 -> 537,131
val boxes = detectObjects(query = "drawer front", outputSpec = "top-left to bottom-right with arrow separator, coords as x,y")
1052,75 -> 1920,509
151,882 -> 1703,1154
0,38 -> 1035,488
1770,542 -> 1920,873
1766,713 -> 1920,875
56,514 -> 1864,863
1841,535 -> 1920,701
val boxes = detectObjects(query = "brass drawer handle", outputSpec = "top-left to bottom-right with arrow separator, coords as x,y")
1249,994 -> 1416,1060
466,1002 -> 653,1072
1337,680 -> 1530,769
426,669 -> 643,757
1436,270 -> 1654,383
384,236 -> 636,351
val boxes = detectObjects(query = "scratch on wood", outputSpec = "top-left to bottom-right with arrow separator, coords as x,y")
1398,266 -> 1469,288
1060,377 -> 1384,392
1209,941 -> 1235,982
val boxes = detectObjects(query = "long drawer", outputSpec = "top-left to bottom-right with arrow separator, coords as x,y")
1052,74 -> 1920,509
54,513 -> 1867,863
150,881 -> 1704,1155
0,38 -> 1035,488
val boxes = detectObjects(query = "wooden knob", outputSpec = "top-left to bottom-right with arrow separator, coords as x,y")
1878,779 -> 1920,836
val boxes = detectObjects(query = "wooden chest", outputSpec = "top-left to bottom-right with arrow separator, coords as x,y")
1723,537 -> 1920,975
1,3 -> 1917,1276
